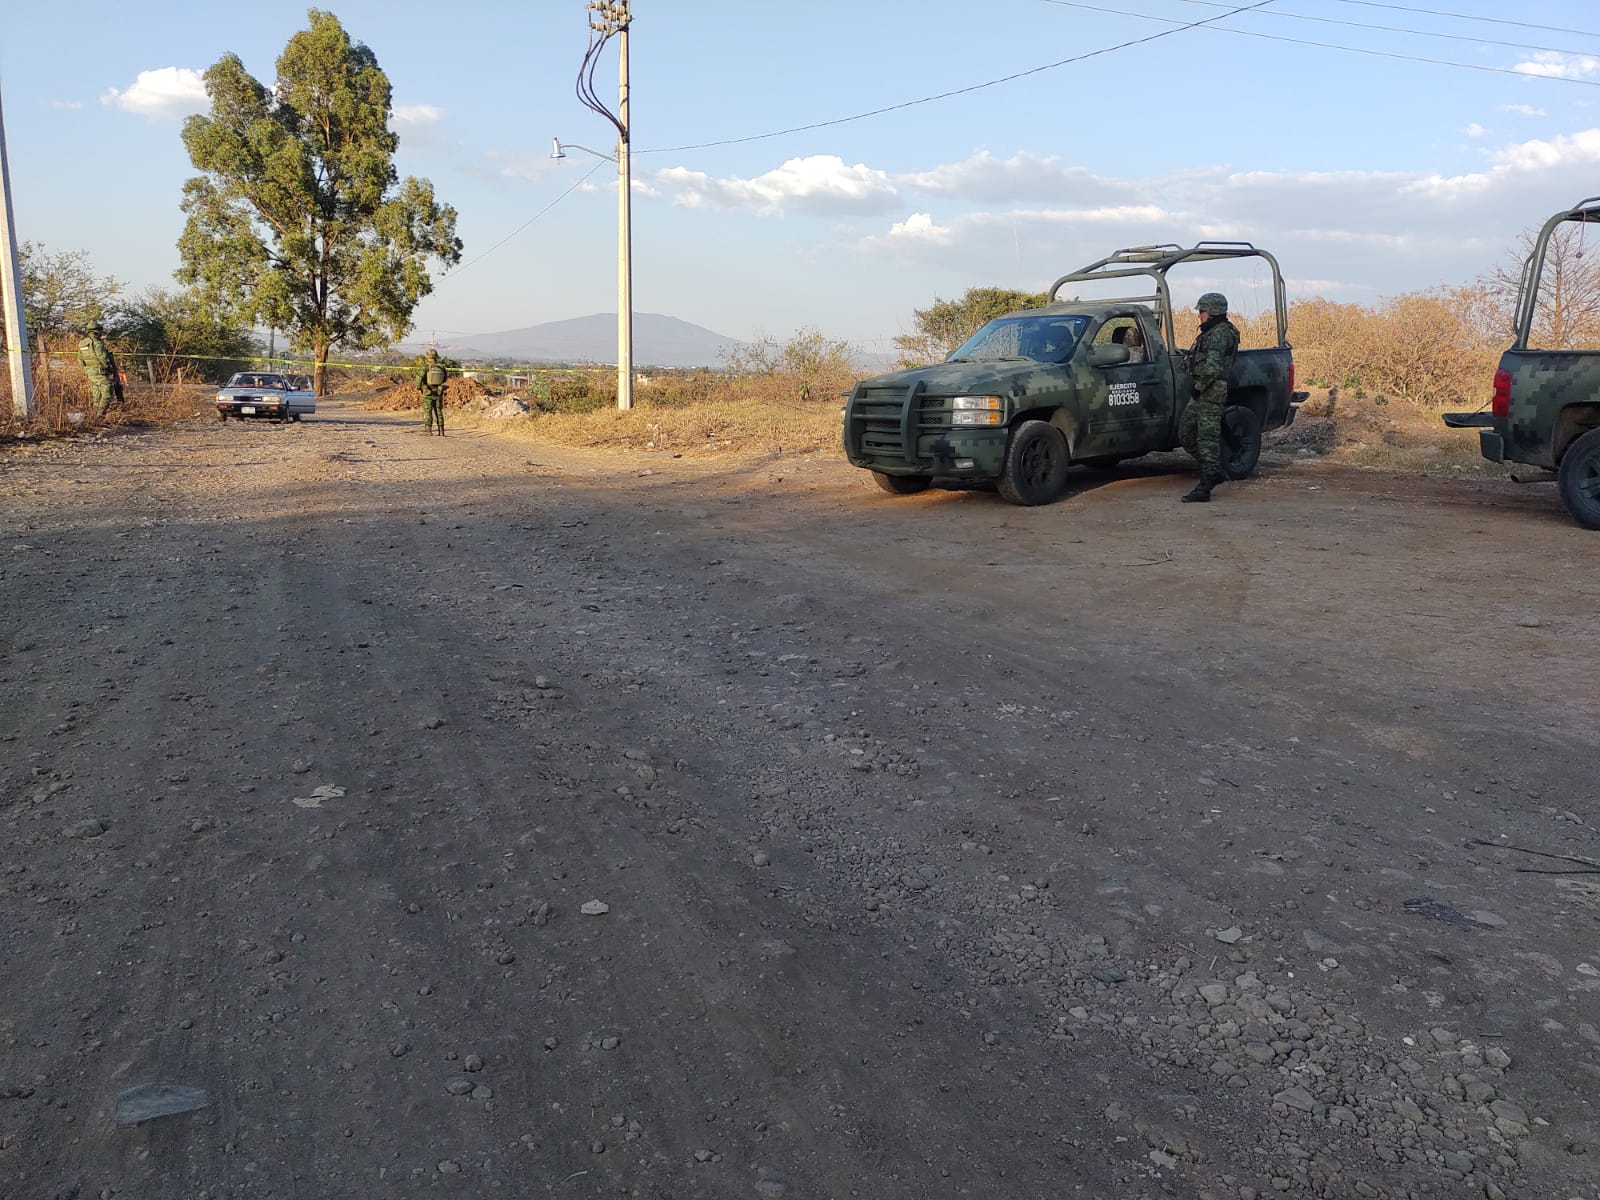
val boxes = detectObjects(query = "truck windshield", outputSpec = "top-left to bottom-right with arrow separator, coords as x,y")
949,315 -> 1088,365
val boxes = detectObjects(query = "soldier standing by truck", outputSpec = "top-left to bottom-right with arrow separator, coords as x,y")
78,321 -> 123,420
418,348 -> 447,436
1179,292 -> 1240,503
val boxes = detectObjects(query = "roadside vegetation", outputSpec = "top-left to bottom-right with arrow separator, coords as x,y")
7,199 -> 1600,470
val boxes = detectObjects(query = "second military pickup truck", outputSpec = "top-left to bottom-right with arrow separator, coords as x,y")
844,242 -> 1306,505
1443,197 -> 1600,530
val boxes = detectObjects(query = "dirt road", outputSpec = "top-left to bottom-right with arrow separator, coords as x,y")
2,401 -> 1596,1200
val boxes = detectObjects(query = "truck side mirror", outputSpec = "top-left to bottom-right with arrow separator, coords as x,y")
1091,344 -> 1131,367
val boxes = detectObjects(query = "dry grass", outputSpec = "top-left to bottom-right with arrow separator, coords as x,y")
517,393 -> 841,457
1270,387 -> 1500,476
0,378 -> 215,442
364,367 -> 847,458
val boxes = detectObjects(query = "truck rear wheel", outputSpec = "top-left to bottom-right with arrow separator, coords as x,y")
1222,407 -> 1263,480
873,471 -> 930,495
1557,426 -> 1600,529
997,420 -> 1071,506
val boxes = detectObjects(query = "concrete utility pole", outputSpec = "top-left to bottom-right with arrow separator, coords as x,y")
577,0 -> 632,412
615,4 -> 632,413
0,82 -> 35,421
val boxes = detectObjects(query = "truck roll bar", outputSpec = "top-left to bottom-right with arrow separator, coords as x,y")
1046,242 -> 1290,350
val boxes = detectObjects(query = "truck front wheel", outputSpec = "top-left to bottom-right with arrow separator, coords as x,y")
873,471 -> 930,495
1557,426 -> 1600,529
1222,407 -> 1263,479
997,420 -> 1071,506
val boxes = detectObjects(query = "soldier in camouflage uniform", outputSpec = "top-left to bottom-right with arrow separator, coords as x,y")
1178,292 -> 1240,503
78,321 -> 123,419
417,348 -> 447,436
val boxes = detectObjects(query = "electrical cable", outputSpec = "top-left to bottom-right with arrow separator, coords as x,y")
1037,0 -> 1600,84
636,0 -> 1280,154
434,159 -> 606,286
1324,0 -> 1600,41
1164,0 -> 1596,57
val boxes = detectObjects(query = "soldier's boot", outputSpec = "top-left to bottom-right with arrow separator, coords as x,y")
1181,480 -> 1213,503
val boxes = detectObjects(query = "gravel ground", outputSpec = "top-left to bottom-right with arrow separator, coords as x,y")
1,400 -> 1597,1200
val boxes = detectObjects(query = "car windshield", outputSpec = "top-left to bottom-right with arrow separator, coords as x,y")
949,315 -> 1089,365
226,373 -> 287,389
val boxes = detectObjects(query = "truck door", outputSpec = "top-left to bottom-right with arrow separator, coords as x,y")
1081,313 -> 1169,456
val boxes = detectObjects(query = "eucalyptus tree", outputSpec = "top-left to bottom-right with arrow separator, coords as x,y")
178,9 -> 461,394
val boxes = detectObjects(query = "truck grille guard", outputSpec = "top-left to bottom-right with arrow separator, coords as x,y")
848,380 -> 965,466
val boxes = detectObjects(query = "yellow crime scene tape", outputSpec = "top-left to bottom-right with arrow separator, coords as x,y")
108,350 -> 607,377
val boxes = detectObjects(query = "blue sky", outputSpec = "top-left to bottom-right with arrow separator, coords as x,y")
6,1 -> 1600,359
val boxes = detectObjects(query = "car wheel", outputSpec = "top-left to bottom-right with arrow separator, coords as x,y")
218,412 -> 227,422
873,471 -> 931,495
997,419 -> 1071,506
1557,426 -> 1600,530
1222,406 -> 1263,480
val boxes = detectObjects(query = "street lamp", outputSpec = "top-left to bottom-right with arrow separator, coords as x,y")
560,0 -> 633,411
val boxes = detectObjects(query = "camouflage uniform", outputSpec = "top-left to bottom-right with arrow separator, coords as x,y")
417,351 -> 447,435
78,325 -> 123,418
1179,293 -> 1239,502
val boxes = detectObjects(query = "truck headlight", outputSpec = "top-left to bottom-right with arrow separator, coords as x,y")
950,395 -> 1003,426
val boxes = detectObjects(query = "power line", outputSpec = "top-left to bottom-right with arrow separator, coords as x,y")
435,159 -> 606,285
636,0 -> 1279,154
1325,0 -> 1600,41
1038,0 -> 1600,84
1165,0 -> 1595,57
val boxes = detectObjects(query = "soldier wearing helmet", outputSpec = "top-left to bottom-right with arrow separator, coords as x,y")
1178,292 -> 1239,503
78,320 -> 123,419
417,346 -> 448,436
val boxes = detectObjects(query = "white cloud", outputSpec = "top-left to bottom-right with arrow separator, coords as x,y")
45,100 -> 83,111
887,213 -> 953,245
100,67 -> 208,119
896,150 -> 1134,206
1514,52 -> 1600,80
1464,123 -> 1487,139
394,104 -> 442,125
1499,104 -> 1547,117
1491,127 -> 1600,171
650,155 -> 899,216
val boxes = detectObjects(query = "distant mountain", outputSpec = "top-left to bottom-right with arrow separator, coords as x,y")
410,313 -> 746,369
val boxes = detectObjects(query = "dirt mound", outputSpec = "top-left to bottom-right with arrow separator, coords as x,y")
366,375 -> 489,411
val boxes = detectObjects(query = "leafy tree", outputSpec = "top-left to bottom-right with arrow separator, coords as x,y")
177,9 -> 462,395
115,287 -> 261,384
893,287 -> 1049,367
15,242 -> 120,352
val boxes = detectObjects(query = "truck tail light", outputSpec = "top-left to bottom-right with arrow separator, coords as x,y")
1289,362 -> 1295,393
1491,368 -> 1512,419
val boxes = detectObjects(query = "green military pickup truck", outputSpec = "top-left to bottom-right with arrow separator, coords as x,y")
843,242 -> 1306,505
1444,197 -> 1600,529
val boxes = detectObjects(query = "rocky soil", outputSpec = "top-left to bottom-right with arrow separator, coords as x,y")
1,401 -> 1596,1200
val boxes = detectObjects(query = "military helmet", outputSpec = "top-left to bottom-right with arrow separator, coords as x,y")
426,347 -> 439,358
87,320 -> 104,334
1196,292 -> 1229,317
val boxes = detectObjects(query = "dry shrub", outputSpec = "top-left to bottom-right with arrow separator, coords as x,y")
0,376 -> 214,440
1241,286 -> 1505,408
